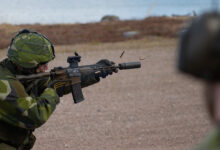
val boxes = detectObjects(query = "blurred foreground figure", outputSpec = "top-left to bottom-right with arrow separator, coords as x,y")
178,12 -> 220,149
0,29 -> 116,150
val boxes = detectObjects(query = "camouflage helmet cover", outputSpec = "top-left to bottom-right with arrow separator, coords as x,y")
7,29 -> 55,68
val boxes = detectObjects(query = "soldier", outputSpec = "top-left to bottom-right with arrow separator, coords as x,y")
0,29 -> 116,150
178,12 -> 220,149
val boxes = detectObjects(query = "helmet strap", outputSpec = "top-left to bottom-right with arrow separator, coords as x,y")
15,64 -> 37,75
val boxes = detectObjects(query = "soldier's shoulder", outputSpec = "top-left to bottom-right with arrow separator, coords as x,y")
0,64 -> 16,80
193,128 -> 220,150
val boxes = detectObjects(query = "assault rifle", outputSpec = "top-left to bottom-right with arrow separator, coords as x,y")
16,53 -> 141,103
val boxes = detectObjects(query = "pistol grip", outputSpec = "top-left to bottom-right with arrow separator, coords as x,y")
71,83 -> 84,103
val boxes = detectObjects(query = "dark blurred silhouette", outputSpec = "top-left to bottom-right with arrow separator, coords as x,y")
178,11 -> 220,149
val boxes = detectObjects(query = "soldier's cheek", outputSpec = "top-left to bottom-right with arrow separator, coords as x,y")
37,64 -> 48,73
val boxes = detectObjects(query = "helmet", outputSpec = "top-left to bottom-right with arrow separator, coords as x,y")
7,29 -> 55,69
178,12 -> 220,81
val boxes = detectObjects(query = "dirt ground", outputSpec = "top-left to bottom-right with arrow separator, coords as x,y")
0,37 -> 212,150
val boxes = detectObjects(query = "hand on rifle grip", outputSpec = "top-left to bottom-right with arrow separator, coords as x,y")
96,59 -> 118,78
48,80 -> 70,97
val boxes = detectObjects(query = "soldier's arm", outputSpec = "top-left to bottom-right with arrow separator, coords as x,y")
0,79 -> 59,129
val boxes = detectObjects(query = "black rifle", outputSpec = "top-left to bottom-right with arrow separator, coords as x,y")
17,53 -> 141,103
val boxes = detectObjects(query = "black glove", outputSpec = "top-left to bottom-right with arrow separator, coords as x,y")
95,59 -> 118,78
48,80 -> 69,97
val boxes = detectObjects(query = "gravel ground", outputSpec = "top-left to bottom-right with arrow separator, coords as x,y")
0,38 -> 212,150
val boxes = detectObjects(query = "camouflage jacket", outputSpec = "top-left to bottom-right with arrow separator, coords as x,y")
0,58 -> 100,149
193,127 -> 220,150
0,57 -> 100,129
0,58 -> 59,146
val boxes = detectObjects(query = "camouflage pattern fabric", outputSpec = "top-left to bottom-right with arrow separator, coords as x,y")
193,127 -> 220,150
7,30 -> 55,69
0,58 -> 59,148
0,143 -> 16,150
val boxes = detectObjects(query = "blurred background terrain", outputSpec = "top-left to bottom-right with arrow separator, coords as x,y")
0,0 -> 217,150
0,17 -> 184,49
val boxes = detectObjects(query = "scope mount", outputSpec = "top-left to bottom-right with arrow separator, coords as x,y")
67,52 -> 81,68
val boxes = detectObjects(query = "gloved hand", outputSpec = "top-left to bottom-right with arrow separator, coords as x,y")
95,59 -> 118,78
48,80 -> 69,97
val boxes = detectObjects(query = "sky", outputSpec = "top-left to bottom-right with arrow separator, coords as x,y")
0,0 -> 217,24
